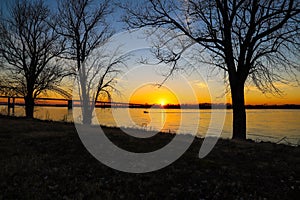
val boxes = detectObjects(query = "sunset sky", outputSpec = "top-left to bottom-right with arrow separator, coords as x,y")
95,30 -> 300,106
1,0 -> 299,105
114,68 -> 300,105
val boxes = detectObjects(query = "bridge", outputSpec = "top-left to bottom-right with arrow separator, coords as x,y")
0,84 -> 150,117
0,85 -> 74,113
48,86 -> 73,99
0,85 -> 73,100
0,84 -> 148,116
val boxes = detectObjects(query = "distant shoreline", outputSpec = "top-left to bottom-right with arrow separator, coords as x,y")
1,102 -> 300,109
1,96 -> 299,109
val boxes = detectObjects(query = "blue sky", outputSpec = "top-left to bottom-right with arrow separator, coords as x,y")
0,0 -> 127,32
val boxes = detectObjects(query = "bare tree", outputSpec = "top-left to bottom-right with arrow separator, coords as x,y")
122,0 -> 300,140
55,0 -> 126,124
76,47 -> 128,124
0,0 -> 66,118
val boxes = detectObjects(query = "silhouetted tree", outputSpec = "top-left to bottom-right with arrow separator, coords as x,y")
0,0 -> 66,118
55,0 -> 126,124
122,0 -> 300,140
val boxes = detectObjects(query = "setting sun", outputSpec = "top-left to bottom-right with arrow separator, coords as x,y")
160,99 -> 166,106
129,84 -> 179,105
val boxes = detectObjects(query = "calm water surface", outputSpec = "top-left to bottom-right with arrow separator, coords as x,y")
1,106 -> 299,145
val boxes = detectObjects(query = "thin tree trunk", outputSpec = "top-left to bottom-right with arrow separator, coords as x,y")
82,108 -> 92,125
81,89 -> 92,125
79,61 -> 93,125
231,83 -> 246,140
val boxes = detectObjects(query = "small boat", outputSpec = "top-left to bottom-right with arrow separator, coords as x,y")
143,110 -> 149,113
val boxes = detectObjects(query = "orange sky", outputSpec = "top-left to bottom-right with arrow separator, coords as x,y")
129,84 -> 180,105
37,62 -> 300,106
44,75 -> 300,105
38,78 -> 300,105
121,80 -> 300,105
243,86 -> 300,105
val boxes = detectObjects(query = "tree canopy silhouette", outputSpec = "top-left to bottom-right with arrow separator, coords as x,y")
0,0 -> 66,118
55,0 -> 127,124
122,0 -> 300,140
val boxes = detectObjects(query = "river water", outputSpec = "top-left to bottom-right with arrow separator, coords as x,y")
1,106 -> 299,145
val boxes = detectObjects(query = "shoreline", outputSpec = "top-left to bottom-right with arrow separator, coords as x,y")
1,114 -> 299,147
1,99 -> 300,109
0,115 -> 299,199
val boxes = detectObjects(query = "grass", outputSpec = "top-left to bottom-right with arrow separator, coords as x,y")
0,115 -> 299,199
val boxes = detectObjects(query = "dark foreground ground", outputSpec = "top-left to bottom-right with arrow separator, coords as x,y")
0,115 -> 299,199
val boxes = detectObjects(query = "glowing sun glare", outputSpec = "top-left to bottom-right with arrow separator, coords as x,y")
160,99 -> 166,106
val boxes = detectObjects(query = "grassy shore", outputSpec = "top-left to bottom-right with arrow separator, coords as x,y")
0,115 -> 299,199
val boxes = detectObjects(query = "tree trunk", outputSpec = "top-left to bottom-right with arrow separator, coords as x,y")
81,90 -> 91,125
82,106 -> 93,125
231,83 -> 246,140
25,95 -> 34,118
79,62 -> 93,125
